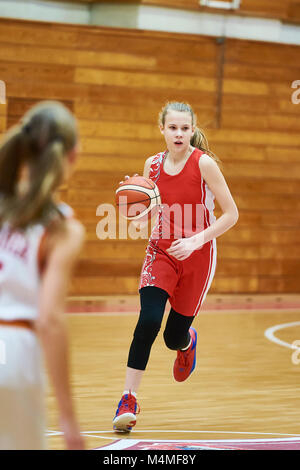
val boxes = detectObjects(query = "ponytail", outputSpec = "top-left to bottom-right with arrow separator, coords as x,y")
10,141 -> 65,229
191,126 -> 220,164
0,101 -> 77,230
0,125 -> 24,196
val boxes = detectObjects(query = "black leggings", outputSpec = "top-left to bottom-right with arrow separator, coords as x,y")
127,286 -> 195,371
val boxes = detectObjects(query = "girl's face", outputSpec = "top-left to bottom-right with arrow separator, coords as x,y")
160,110 -> 194,154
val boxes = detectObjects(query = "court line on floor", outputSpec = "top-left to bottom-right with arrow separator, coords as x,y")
264,321 -> 300,350
50,320 -> 300,443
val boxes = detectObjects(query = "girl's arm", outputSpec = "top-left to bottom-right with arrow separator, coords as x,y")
167,155 -> 239,260
143,156 -> 153,178
35,218 -> 85,450
197,154 -> 239,245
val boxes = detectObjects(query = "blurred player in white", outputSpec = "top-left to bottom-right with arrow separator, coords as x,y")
0,101 -> 85,450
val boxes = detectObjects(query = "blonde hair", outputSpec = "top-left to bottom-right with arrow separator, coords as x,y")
0,101 -> 77,230
159,101 -> 220,163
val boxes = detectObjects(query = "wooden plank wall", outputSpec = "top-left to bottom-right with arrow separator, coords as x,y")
43,0 -> 300,22
0,18 -> 299,295
141,0 -> 300,22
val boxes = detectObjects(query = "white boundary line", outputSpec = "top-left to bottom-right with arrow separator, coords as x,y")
49,316 -> 300,445
264,321 -> 300,350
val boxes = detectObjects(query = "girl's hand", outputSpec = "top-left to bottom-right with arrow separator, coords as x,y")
166,236 -> 200,261
119,173 -> 138,184
60,416 -> 85,450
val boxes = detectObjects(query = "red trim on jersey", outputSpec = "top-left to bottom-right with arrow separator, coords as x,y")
0,319 -> 34,330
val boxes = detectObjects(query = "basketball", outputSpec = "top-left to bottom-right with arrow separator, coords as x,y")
115,176 -> 161,221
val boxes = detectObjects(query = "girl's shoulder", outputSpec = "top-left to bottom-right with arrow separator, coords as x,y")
56,201 -> 74,219
148,151 -> 166,165
49,216 -> 85,247
144,151 -> 166,179
147,151 -> 166,181
42,208 -> 85,264
198,152 -> 218,170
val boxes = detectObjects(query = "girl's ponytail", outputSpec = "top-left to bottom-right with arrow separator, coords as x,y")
0,125 -> 24,196
191,126 -> 220,163
0,101 -> 77,230
8,139 -> 66,229
191,126 -> 209,153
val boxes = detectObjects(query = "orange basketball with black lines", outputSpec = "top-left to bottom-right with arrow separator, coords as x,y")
115,176 -> 161,221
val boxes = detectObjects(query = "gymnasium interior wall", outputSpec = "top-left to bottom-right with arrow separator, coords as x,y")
0,11 -> 299,295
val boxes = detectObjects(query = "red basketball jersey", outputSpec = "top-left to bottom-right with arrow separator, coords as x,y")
149,148 -> 216,251
139,148 -> 217,316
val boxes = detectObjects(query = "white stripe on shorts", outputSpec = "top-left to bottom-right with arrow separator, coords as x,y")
193,238 -> 217,317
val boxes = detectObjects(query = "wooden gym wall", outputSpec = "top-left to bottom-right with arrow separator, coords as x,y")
141,0 -> 300,23
0,17 -> 299,295
48,0 -> 300,23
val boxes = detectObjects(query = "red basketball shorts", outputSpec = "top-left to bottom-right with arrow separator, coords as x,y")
139,239 -> 217,317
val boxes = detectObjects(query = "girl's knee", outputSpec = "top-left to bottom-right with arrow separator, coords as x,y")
163,329 -> 182,350
133,316 -> 161,344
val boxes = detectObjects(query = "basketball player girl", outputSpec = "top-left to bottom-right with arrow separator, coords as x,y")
0,101 -> 85,449
113,101 -> 239,432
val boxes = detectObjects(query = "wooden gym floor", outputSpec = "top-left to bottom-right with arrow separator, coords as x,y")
46,295 -> 300,450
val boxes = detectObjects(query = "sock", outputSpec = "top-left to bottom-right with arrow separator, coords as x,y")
123,390 -> 137,398
180,337 -> 192,351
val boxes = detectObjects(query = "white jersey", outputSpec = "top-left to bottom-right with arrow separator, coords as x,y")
0,203 -> 73,321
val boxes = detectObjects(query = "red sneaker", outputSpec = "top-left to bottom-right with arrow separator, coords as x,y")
173,328 -> 197,382
113,392 -> 140,432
